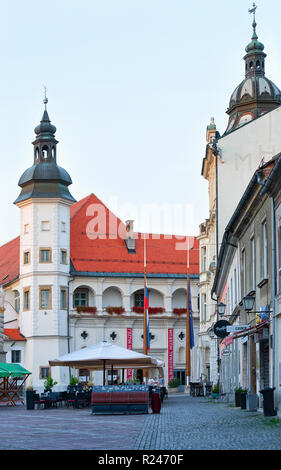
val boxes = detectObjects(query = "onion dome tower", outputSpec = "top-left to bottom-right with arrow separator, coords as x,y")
225,3 -> 281,135
14,97 -> 75,204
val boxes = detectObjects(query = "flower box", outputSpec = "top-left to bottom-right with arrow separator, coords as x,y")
106,307 -> 125,315
76,306 -> 97,314
173,308 -> 187,315
132,307 -> 165,314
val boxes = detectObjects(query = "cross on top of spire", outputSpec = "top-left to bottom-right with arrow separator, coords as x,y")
249,3 -> 258,39
43,85 -> 48,110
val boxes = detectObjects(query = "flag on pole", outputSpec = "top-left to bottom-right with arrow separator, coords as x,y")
189,279 -> 195,349
144,282 -> 150,351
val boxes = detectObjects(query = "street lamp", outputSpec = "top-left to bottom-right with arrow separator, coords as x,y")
242,295 -> 255,312
217,302 -> 227,316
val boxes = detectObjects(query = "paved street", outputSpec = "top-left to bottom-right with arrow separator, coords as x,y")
0,394 -> 281,450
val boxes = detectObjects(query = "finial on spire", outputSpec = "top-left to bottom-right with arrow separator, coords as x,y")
43,84 -> 48,110
249,3 -> 258,39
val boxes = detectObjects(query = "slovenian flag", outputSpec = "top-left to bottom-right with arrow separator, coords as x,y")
189,280 -> 195,349
144,283 -> 150,351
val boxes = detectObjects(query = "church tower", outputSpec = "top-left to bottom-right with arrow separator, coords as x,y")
14,97 -> 76,389
225,4 -> 281,134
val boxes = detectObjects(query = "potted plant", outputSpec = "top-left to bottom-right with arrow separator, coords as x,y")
212,384 -> 219,398
240,388 -> 248,410
25,385 -> 35,410
68,375 -> 79,390
168,378 -> 181,392
44,376 -> 58,393
235,386 -> 244,407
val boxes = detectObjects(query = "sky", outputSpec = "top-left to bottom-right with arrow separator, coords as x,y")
1,0 -> 281,246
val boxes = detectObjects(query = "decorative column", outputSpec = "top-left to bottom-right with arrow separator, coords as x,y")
0,287 -> 7,362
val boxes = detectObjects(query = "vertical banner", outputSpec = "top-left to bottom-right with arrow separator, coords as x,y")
127,328 -> 133,380
168,328 -> 174,384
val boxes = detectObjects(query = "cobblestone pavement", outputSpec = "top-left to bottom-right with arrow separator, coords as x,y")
0,405 -> 147,450
1,394 -> 281,450
135,394 -> 281,450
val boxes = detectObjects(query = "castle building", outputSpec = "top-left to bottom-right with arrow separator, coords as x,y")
0,105 -> 200,390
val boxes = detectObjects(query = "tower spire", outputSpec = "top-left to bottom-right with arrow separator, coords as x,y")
249,3 -> 258,40
43,85 -> 48,111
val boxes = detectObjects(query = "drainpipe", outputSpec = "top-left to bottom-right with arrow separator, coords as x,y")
271,197 -> 276,390
67,277 -> 74,382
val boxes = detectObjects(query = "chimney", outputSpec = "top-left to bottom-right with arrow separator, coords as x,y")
125,220 -> 136,253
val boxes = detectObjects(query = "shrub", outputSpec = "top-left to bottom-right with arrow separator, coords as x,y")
168,378 -> 181,388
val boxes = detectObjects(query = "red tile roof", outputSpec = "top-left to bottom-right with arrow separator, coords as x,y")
4,328 -> 26,341
70,194 -> 199,275
0,194 -> 199,286
0,236 -> 20,286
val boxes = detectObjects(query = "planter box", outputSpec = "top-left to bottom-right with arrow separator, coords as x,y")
235,391 -> 241,407
168,387 -> 178,393
240,392 -> 247,409
212,392 -> 219,399
26,390 -> 35,410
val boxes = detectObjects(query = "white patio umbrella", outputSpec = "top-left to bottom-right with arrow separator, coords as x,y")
49,341 -> 164,384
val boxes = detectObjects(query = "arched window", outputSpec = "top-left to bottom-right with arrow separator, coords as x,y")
249,61 -> 254,70
42,145 -> 49,159
256,60 -> 261,70
51,146 -> 55,159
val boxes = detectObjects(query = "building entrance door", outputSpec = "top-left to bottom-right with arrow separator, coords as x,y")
174,369 -> 186,385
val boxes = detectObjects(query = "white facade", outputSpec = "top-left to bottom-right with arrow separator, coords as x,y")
217,105 -> 281,246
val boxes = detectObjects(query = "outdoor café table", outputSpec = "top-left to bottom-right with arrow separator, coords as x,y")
0,363 -> 31,406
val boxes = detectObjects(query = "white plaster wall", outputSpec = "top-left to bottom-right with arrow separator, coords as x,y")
218,106 -> 281,246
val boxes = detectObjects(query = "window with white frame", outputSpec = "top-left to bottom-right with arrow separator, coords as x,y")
201,246 -> 207,272
262,221 -> 268,280
60,288 -> 67,310
231,278 -> 234,312
251,237 -> 255,291
201,293 -> 207,321
234,268 -> 238,305
242,249 -> 246,297
11,350 -> 21,363
14,290 -> 20,313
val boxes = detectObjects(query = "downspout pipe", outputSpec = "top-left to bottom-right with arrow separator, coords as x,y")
258,171 -> 276,389
67,276 -> 75,382
271,197 -> 276,389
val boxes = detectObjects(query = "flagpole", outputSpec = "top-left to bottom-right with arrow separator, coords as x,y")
186,237 -> 191,389
143,237 -> 147,380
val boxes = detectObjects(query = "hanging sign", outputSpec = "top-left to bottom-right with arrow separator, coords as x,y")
126,328 -> 133,380
168,328 -> 174,383
226,325 -> 249,333
214,320 -> 230,338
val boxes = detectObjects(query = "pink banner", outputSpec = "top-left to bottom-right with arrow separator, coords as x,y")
168,328 -> 174,384
127,328 -> 133,380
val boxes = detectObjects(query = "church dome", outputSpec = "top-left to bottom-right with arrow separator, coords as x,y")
224,6 -> 281,135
